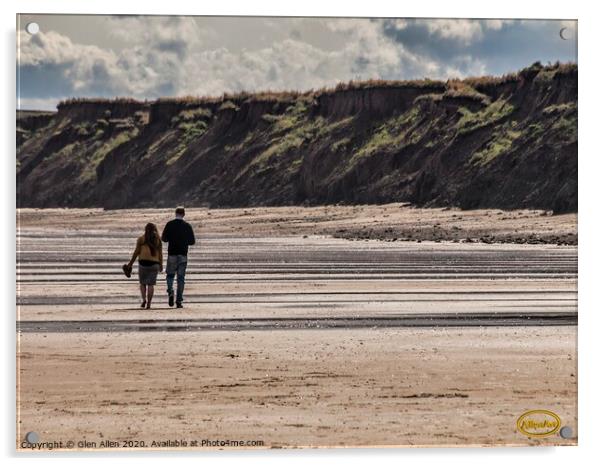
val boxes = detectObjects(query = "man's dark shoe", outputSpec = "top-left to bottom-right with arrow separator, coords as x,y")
176,302 -> 183,308
168,292 -> 174,307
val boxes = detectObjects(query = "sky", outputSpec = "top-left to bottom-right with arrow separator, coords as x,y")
16,15 -> 577,111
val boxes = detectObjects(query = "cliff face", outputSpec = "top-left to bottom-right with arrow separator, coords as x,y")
17,63 -> 577,212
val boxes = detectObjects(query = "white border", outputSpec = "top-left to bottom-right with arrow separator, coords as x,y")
3,1 -> 600,465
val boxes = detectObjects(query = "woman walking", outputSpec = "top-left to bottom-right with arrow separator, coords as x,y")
126,223 -> 163,309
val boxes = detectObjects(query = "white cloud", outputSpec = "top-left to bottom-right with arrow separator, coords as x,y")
18,17 -> 495,105
106,16 -> 208,55
409,19 -> 514,44
18,30 -> 126,96
19,30 -> 116,67
442,55 -> 488,79
423,19 -> 484,44
388,19 -> 409,31
484,19 -> 514,30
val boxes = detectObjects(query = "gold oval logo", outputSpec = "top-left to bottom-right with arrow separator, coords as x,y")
517,410 -> 561,437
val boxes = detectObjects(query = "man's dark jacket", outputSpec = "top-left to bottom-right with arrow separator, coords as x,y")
161,219 -> 196,256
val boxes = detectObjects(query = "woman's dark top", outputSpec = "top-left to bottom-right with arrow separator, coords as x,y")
139,259 -> 160,267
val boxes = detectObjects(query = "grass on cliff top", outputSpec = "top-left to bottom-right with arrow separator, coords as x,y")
463,61 -> 575,90
57,63 -> 577,110
443,80 -> 491,105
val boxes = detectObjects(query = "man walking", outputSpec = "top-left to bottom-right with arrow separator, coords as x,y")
161,206 -> 196,308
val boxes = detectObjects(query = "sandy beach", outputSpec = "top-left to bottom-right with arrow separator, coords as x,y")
16,205 -> 577,449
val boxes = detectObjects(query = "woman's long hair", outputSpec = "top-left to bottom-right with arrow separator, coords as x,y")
144,223 -> 160,256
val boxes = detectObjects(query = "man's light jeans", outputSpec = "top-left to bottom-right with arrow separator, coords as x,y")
166,255 -> 188,304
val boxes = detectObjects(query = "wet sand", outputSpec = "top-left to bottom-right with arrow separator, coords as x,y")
16,206 -> 577,449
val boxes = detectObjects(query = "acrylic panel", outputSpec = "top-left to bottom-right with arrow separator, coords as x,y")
16,14 -> 577,451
